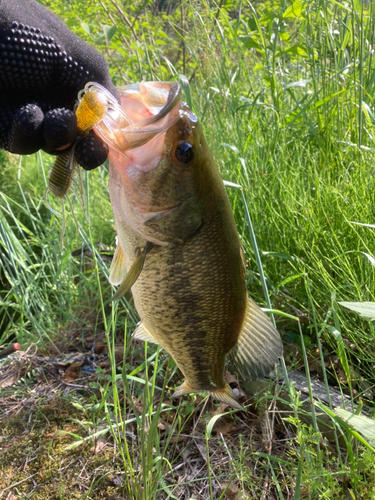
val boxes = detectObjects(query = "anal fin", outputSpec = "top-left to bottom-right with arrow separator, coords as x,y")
229,297 -> 283,381
171,381 -> 243,410
109,243 -> 127,286
210,385 -> 244,411
132,322 -> 158,344
170,381 -> 193,399
111,242 -> 154,302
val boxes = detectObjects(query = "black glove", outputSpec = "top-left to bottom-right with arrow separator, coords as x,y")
0,0 -> 119,169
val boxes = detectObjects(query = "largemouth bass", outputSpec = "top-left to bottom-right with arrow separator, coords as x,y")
90,81 -> 283,409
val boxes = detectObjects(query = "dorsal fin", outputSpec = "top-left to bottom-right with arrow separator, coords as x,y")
111,242 -> 154,301
109,243 -> 127,286
229,297 -> 283,380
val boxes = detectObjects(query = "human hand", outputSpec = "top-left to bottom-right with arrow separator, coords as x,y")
0,0 -> 119,169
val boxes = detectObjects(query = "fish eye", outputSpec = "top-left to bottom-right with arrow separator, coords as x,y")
173,141 -> 194,164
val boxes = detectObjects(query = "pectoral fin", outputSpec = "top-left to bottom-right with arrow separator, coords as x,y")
229,297 -> 283,380
109,243 -> 127,286
111,242 -> 154,302
141,205 -> 180,223
132,322 -> 158,344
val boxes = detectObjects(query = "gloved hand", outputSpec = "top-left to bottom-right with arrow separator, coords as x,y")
0,0 -> 119,169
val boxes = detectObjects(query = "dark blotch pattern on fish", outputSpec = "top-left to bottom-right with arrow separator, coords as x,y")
131,210 -> 247,391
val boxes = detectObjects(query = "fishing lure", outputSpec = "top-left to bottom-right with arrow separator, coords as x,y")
48,82 -> 134,197
48,86 -> 108,198
48,81 -> 176,199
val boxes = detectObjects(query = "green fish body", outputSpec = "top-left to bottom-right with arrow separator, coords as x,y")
104,82 -> 283,409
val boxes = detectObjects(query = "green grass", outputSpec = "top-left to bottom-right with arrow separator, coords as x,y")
1,0 -> 375,497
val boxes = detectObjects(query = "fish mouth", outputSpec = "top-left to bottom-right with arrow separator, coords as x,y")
81,81 -> 182,154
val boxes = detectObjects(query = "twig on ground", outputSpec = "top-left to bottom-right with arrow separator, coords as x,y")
0,472 -> 39,497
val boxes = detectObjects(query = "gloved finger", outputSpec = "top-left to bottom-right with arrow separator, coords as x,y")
0,6 -> 120,103
9,103 -> 44,154
73,131 -> 109,171
43,108 -> 77,154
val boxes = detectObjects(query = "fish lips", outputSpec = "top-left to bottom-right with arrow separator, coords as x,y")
93,81 -> 183,155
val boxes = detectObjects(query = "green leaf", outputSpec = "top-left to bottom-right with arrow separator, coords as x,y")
223,180 -> 242,189
338,302 -> 375,321
215,142 -> 240,154
335,409 -> 375,445
283,0 -> 304,18
294,456 -> 303,500
253,452 -> 292,466
259,12 -> 277,24
285,89 -> 347,125
360,252 -> 375,268
316,402 -> 375,453
325,324 -> 351,386
284,79 -> 310,89
103,25 -> 117,42
177,74 -> 192,109
81,22 -> 92,36
71,402 -> 85,411
280,44 -> 307,56
206,412 -> 230,439
277,273 -> 305,288
352,0 -> 363,14
343,250 -> 375,269
361,102 -> 375,125
349,221 -> 375,229
261,309 -> 299,321
312,89 -> 346,109
239,35 -> 262,50
247,16 -> 258,31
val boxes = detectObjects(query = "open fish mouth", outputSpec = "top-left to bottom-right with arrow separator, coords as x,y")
78,81 -> 181,154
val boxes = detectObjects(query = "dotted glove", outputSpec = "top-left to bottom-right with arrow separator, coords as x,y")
0,0 -> 119,169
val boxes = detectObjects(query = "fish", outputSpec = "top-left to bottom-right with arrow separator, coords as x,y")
91,81 -> 283,410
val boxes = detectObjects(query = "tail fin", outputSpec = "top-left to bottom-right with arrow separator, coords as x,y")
229,297 -> 283,381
